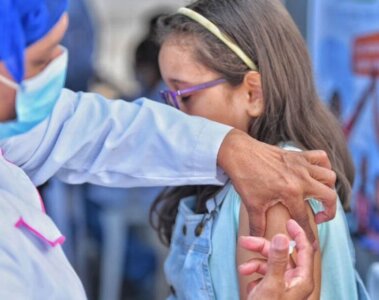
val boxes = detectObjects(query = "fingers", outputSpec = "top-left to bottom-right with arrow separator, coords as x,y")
302,150 -> 337,224
242,229 -> 312,300
278,220 -> 315,298
239,259 -> 268,276
308,165 -> 337,188
265,234 -> 290,279
314,211 -> 334,225
302,150 -> 332,170
281,149 -> 336,232
239,236 -> 270,257
245,235 -> 290,299
239,236 -> 282,277
286,220 -> 314,281
305,178 -> 337,224
284,198 -> 316,243
240,257 -> 292,277
239,236 -> 292,276
247,278 -> 262,295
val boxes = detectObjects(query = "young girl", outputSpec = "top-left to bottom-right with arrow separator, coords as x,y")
0,1 -> 336,298
151,0 -> 369,299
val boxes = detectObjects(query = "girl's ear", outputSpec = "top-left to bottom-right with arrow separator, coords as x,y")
243,71 -> 264,117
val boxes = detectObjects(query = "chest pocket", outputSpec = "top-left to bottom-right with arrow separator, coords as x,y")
164,186 -> 230,300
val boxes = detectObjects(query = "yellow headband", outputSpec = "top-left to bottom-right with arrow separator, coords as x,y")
177,7 -> 258,71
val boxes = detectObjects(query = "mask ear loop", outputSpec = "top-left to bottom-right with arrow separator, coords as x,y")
0,74 -> 20,90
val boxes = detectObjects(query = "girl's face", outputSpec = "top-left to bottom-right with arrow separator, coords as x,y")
159,37 -> 263,132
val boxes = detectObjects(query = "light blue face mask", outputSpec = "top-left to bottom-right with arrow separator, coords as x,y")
0,46 -> 68,140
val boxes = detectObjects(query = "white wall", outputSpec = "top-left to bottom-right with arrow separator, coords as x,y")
86,0 -> 188,94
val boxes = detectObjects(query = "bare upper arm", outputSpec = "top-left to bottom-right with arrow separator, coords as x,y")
237,201 -> 321,300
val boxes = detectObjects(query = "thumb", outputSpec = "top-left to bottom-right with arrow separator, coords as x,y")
266,234 -> 290,279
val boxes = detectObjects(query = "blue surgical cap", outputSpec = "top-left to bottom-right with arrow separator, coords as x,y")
0,0 -> 68,83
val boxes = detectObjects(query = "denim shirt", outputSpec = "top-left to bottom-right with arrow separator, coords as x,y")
165,184 -> 231,300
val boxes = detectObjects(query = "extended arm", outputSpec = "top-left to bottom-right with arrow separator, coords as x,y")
0,89 -> 231,187
1,90 -> 337,240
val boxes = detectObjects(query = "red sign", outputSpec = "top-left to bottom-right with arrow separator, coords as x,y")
353,33 -> 379,76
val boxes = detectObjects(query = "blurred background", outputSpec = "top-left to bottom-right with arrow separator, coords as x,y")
40,0 -> 379,299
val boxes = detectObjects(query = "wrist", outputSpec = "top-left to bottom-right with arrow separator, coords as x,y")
217,128 -> 258,174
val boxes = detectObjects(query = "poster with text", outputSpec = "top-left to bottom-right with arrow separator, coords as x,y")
310,0 -> 379,252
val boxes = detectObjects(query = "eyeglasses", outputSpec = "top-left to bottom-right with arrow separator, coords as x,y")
160,78 -> 227,109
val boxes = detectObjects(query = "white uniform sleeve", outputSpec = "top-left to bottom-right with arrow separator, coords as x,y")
0,89 -> 231,187
0,246 -> 30,300
0,195 -> 30,300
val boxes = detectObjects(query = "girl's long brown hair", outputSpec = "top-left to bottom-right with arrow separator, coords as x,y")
150,0 -> 355,246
